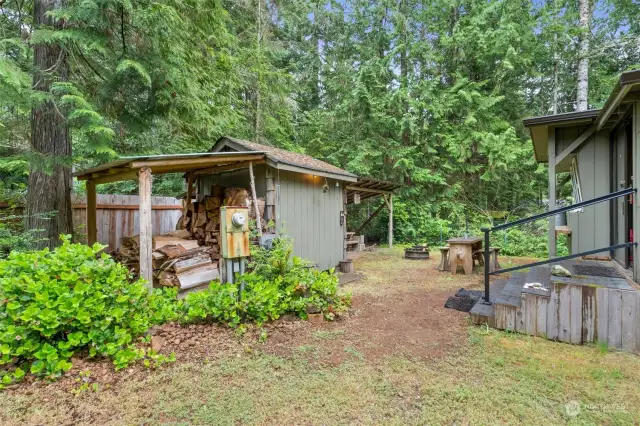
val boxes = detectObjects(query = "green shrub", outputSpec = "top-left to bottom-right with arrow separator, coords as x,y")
0,236 -> 351,388
178,238 -> 351,326
0,236 -> 157,383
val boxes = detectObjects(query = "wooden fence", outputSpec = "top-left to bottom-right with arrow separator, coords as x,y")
493,282 -> 640,353
71,194 -> 183,251
0,195 -> 183,252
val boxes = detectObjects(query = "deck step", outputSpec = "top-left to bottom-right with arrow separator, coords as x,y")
468,279 -> 508,323
493,272 -> 527,307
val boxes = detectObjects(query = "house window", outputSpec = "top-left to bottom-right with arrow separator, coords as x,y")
570,158 -> 583,212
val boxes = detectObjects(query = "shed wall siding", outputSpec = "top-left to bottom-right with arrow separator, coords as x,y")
196,166 -> 345,270
566,129 -> 611,254
276,169 -> 345,270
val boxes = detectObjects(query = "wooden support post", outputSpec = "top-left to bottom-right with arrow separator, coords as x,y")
86,180 -> 97,245
248,161 -> 262,237
265,167 -> 276,232
384,194 -> 393,249
548,127 -> 557,257
186,171 -> 194,211
138,167 -> 153,292
355,202 -> 386,235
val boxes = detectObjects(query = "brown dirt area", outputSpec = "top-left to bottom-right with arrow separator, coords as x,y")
0,248 -> 539,425
258,249 -> 534,365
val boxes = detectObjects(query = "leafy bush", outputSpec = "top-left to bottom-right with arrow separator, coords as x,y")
178,238 -> 351,326
0,236 -> 350,388
0,236 -> 158,384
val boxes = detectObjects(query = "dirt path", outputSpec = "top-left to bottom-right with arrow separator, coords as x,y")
261,249 -> 480,364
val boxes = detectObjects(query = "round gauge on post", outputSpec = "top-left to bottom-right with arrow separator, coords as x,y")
231,212 -> 246,227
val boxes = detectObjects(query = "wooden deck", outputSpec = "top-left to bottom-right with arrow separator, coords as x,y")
470,259 -> 640,353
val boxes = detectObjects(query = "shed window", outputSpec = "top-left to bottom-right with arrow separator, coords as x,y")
569,158 -> 583,212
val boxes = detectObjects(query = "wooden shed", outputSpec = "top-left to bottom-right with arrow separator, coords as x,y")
204,136 -> 358,270
74,136 -> 394,289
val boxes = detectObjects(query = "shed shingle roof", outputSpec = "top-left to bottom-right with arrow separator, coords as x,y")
213,136 -> 357,179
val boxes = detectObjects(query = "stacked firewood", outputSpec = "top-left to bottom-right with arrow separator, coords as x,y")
111,232 -> 219,291
111,185 -> 266,292
176,185 -> 266,248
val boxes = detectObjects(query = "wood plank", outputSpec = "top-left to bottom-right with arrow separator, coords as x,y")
130,154 -> 265,170
595,286 -> 609,344
555,124 -> 596,165
607,289 -> 623,350
620,290 -> 637,352
524,294 -> 538,336
355,202 -> 385,235
494,304 -> 506,330
536,295 -> 548,338
557,283 -> 572,343
514,294 -> 526,333
192,159 -> 266,176
569,285 -> 583,344
73,204 -> 182,210
248,161 -> 262,237
547,282 -> 560,340
581,286 -> 597,343
504,305 -> 516,331
139,167 -> 154,291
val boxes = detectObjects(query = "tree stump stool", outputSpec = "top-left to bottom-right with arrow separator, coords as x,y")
437,247 -> 450,271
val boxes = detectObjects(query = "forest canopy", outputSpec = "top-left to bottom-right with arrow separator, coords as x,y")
1,0 -> 638,246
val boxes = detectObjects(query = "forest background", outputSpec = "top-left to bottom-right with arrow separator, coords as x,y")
1,0 -> 638,255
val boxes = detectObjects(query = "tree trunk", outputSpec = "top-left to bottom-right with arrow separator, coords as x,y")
400,0 -> 411,185
27,0 -> 73,250
553,34 -> 559,114
576,0 -> 590,111
254,0 -> 263,142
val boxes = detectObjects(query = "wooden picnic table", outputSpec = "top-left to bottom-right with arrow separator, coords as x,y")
447,237 -> 482,275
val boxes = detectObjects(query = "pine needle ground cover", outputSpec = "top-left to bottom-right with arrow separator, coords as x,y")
1,249 -> 639,425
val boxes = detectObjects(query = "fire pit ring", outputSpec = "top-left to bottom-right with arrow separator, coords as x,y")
404,245 -> 430,260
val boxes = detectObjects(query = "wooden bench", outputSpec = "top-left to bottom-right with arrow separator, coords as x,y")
437,247 -> 450,271
473,247 -> 501,272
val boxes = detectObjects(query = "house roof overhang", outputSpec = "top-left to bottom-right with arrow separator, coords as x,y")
524,69 -> 640,164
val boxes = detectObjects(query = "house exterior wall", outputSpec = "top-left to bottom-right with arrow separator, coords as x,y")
564,129 -> 611,254
634,101 -> 640,281
197,166 -> 345,270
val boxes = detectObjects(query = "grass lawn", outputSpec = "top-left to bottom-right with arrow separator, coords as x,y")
1,249 -> 639,425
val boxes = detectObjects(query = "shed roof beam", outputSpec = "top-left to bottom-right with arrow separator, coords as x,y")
555,124 -> 597,166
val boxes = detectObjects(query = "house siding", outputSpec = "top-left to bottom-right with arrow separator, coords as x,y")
634,101 -> 640,281
565,129 -> 611,254
197,165 -> 345,271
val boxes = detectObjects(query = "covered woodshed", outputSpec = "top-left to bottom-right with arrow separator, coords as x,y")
73,136 -> 362,291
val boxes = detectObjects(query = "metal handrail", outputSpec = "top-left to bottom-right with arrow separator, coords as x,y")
479,187 -> 637,304
490,187 -> 635,232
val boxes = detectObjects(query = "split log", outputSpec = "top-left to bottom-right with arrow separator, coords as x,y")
156,244 -> 187,259
173,256 -> 213,274
177,265 -> 220,290
166,229 -> 191,239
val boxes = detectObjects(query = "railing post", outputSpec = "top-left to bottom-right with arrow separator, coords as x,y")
481,227 -> 491,304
